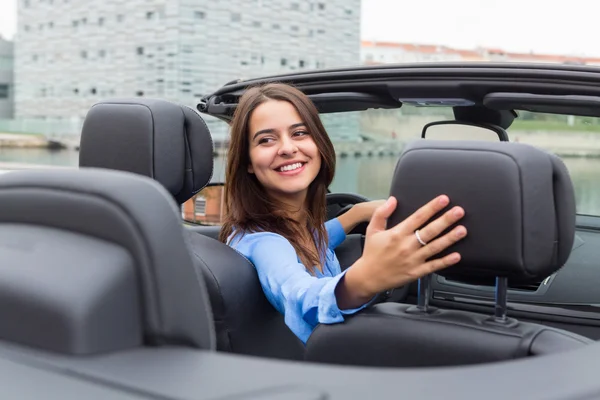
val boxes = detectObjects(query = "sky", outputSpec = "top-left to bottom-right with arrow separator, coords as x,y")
0,0 -> 598,56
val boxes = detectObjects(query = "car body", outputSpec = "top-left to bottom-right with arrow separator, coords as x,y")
1,62 -> 600,399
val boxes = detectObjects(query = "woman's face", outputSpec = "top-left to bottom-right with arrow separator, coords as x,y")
247,99 -> 322,204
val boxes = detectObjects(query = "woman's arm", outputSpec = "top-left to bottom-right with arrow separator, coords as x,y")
235,232 -> 373,342
336,200 -> 386,234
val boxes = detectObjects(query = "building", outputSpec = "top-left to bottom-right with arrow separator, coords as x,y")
15,0 -> 361,141
361,40 -> 598,66
181,185 -> 223,225
361,41 -> 468,64
0,37 -> 14,119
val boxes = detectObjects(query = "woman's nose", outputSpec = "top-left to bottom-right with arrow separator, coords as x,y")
278,137 -> 298,156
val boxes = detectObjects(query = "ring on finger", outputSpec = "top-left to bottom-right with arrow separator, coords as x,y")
415,229 -> 427,246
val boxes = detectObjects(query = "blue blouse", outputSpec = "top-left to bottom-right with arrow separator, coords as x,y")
228,218 -> 370,344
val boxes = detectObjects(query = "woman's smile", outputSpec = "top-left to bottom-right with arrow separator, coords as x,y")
274,161 -> 307,175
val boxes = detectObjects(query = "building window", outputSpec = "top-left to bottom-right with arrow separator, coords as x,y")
81,18 -> 87,25
72,20 -> 78,28
253,21 -> 261,27
137,46 -> 144,55
317,29 -> 325,34
90,87 -> 97,95
272,23 -> 280,29
318,3 -> 325,10
194,11 -> 205,19
136,91 -> 144,96
48,22 -> 53,28
98,49 -> 106,58
195,196 -> 206,216
117,14 -> 124,22
231,13 -> 241,22
0,84 -> 9,99
24,25 -> 30,31
299,60 -> 305,68
23,0 -> 29,8
80,50 -> 87,59
281,58 -> 287,66
98,17 -> 104,26
291,25 -> 299,32
73,88 -> 79,94
146,11 -> 154,20
291,2 -> 299,10
345,9 -> 352,15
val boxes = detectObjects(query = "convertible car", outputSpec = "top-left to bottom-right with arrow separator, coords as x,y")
1,63 -> 600,399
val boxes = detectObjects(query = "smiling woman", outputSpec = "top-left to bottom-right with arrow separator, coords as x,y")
218,83 -> 467,344
247,100 -> 323,208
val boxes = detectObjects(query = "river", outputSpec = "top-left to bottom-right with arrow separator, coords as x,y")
2,147 -> 600,216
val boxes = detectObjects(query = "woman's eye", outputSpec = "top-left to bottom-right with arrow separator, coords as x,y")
293,130 -> 309,137
258,137 -> 274,144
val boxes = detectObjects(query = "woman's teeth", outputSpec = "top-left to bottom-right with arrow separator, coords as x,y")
279,162 -> 303,172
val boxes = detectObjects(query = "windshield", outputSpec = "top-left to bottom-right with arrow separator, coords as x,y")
321,107 -> 600,217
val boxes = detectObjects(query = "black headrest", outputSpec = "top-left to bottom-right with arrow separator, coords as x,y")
388,140 -> 576,283
79,98 -> 214,204
0,168 -> 215,354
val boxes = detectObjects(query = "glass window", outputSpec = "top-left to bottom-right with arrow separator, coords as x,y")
0,84 -> 9,99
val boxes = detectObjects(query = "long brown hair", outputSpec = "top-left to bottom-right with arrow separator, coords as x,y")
218,83 -> 336,274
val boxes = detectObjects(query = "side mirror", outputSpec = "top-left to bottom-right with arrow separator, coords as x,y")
422,121 -> 509,142
181,182 -> 225,225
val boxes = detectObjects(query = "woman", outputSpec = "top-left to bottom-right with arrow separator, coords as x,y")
219,83 -> 467,344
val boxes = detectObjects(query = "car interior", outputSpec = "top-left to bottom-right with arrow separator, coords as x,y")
3,64 -> 600,398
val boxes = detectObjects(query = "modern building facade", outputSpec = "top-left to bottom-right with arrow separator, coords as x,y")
0,38 -> 14,119
15,0 -> 361,141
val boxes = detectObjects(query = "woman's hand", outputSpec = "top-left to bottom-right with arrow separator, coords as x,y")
337,199 -> 386,234
337,195 -> 467,309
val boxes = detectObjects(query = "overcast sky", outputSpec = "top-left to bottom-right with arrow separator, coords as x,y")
1,0 -> 598,56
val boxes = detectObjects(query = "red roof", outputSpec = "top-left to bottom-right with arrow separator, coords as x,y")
362,41 -> 598,65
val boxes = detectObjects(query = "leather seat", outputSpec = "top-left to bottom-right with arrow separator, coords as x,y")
0,168 -> 215,354
79,99 -> 305,360
305,139 -> 593,367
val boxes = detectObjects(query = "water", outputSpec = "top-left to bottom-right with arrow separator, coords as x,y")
2,148 -> 600,216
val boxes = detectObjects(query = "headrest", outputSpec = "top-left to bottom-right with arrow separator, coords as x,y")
388,140 -> 576,283
0,168 -> 215,354
79,98 -> 214,204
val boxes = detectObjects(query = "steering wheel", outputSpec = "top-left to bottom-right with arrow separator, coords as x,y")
326,192 -> 370,235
